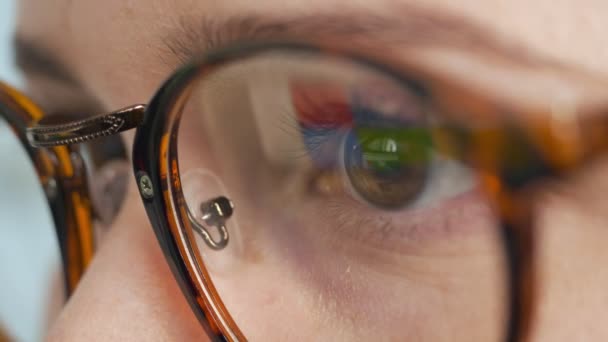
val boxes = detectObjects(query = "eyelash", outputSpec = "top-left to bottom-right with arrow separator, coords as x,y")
314,195 -> 435,257
275,104 -> 345,163
325,199 -> 396,240
317,190 -> 490,256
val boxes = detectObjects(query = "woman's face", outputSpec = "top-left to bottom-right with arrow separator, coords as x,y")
15,0 -> 608,341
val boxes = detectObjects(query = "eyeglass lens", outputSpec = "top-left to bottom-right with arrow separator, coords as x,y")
174,51 -> 509,341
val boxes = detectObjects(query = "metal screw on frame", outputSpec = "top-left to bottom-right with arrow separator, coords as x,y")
138,173 -> 154,199
187,196 -> 233,250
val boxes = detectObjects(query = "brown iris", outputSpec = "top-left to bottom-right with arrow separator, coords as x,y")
343,125 -> 433,209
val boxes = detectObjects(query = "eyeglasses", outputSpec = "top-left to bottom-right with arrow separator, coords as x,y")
2,40 -> 608,342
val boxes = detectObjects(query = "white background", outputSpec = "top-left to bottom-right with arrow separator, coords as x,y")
0,0 -> 62,341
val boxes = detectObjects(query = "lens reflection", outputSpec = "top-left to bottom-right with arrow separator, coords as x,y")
0,117 -> 63,342
176,50 -> 508,341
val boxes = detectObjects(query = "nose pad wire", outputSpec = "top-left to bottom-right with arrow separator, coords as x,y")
186,197 -> 234,250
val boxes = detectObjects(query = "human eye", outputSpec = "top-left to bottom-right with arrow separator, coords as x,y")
289,81 -> 476,213
176,49 -> 507,341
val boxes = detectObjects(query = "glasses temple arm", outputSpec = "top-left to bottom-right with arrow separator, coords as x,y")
26,104 -> 146,148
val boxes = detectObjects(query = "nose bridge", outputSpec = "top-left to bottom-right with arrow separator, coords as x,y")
527,157 -> 608,341
73,131 -> 130,229
46,177 -> 212,341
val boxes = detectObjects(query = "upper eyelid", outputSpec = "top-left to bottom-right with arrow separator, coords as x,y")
407,49 -> 608,114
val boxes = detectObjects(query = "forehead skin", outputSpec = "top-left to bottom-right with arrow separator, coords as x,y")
15,0 -> 608,341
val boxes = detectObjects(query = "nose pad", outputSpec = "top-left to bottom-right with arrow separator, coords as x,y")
190,196 -> 233,250
181,168 -> 243,275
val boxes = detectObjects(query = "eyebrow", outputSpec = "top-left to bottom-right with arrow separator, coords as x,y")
13,6 -> 592,92
14,37 -> 81,87
162,9 -> 608,103
163,8 -> 551,69
20,7 -> 518,90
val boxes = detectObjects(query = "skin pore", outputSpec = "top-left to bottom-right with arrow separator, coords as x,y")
14,0 -> 608,341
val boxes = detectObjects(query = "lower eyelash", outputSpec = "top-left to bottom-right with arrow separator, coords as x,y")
313,188 -> 494,255
319,198 -> 399,245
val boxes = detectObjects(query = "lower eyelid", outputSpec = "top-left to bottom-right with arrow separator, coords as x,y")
317,188 -> 495,256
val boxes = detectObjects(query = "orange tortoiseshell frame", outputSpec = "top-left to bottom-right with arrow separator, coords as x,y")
23,41 -> 608,342
0,83 -> 95,293
0,325 -> 9,342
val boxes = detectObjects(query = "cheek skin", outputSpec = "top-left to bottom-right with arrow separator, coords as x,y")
206,213 -> 505,342
46,183 -> 208,341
